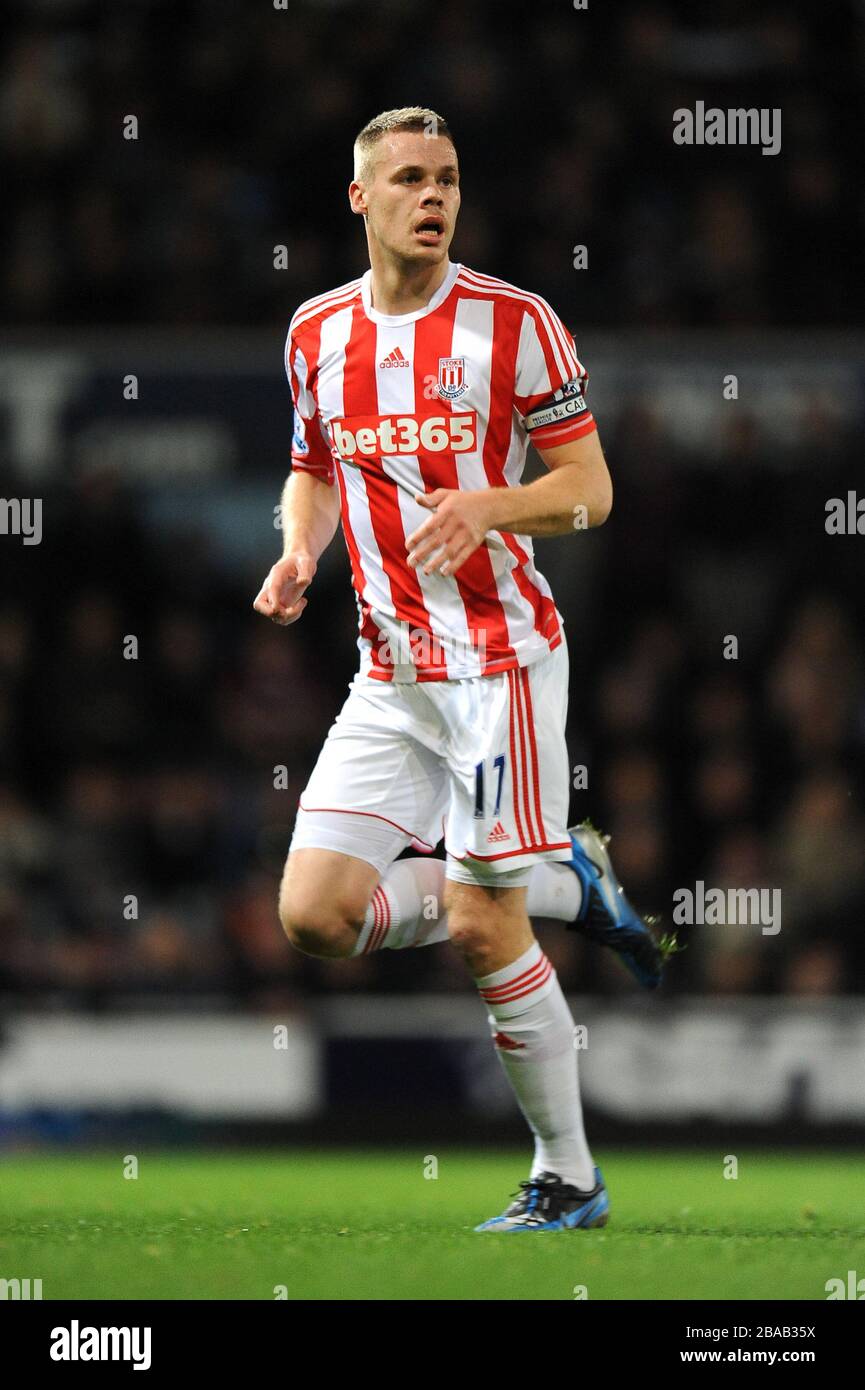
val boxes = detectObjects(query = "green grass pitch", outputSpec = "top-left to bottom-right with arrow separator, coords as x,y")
1,1150 -> 862,1300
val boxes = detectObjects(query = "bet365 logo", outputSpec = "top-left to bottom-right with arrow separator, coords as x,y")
825,1270 -> 865,1299
330,412 -> 477,462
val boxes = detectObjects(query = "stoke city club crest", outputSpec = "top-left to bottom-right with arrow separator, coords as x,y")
437,356 -> 468,400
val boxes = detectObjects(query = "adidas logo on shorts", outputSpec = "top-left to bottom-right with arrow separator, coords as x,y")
486,821 -> 511,844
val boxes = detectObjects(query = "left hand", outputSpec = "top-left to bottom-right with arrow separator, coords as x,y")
405,489 -> 497,576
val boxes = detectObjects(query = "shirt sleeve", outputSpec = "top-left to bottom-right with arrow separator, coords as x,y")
512,299 -> 597,450
284,328 -> 336,484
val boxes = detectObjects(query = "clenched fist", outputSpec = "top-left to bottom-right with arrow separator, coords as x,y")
253,553 -> 316,626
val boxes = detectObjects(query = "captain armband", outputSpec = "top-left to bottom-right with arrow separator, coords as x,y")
523,377 -> 590,434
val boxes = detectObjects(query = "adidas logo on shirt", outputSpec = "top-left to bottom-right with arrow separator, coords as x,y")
379,347 -> 410,368
487,821 -> 511,844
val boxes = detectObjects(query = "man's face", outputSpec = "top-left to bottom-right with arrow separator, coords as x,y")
350,131 -> 460,266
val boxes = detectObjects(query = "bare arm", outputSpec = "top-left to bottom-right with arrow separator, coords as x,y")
253,471 -> 341,625
486,431 -> 612,535
405,430 -> 612,576
278,469 -> 341,559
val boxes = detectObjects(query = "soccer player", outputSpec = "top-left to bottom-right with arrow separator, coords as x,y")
254,108 -> 660,1232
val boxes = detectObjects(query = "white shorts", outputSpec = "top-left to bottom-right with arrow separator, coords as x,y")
290,641 -> 573,885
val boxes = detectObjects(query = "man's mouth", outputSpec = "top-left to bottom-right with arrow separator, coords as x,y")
414,216 -> 445,243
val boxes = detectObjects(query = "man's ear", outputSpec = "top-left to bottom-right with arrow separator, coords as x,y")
348,180 -> 367,217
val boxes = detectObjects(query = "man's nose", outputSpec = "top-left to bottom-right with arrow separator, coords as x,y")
420,186 -> 444,204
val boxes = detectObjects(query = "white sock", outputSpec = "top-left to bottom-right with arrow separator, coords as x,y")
351,858 -> 581,955
527,862 -> 581,920
351,858 -> 449,955
475,941 -> 595,1190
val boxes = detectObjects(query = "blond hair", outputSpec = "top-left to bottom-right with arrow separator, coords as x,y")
353,107 -> 454,182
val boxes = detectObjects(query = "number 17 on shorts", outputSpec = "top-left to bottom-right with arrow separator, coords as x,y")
446,646 -> 573,872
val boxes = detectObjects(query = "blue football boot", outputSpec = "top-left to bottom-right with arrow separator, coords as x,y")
475,1168 -> 610,1233
566,821 -> 663,990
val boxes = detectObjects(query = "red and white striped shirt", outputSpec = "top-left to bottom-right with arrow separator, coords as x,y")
285,260 -> 597,682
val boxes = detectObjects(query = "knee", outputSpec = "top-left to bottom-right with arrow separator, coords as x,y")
278,887 -> 361,959
445,881 -> 496,959
447,917 -> 500,975
446,878 -> 531,975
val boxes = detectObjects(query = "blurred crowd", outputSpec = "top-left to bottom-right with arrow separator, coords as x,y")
1,0 -> 861,328
2,395 -> 864,1008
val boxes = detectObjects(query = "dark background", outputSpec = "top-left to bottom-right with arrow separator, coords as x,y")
2,0 -> 862,330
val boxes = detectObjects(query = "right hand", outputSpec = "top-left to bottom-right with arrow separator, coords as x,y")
253,553 -> 316,626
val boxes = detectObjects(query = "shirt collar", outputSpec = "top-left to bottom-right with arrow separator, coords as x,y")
360,260 -> 460,326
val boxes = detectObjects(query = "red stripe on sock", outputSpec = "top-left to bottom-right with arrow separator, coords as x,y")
479,953 -> 549,1000
380,886 -> 391,947
363,890 -> 379,953
374,887 -> 389,950
365,886 -> 389,953
481,959 -> 554,1005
